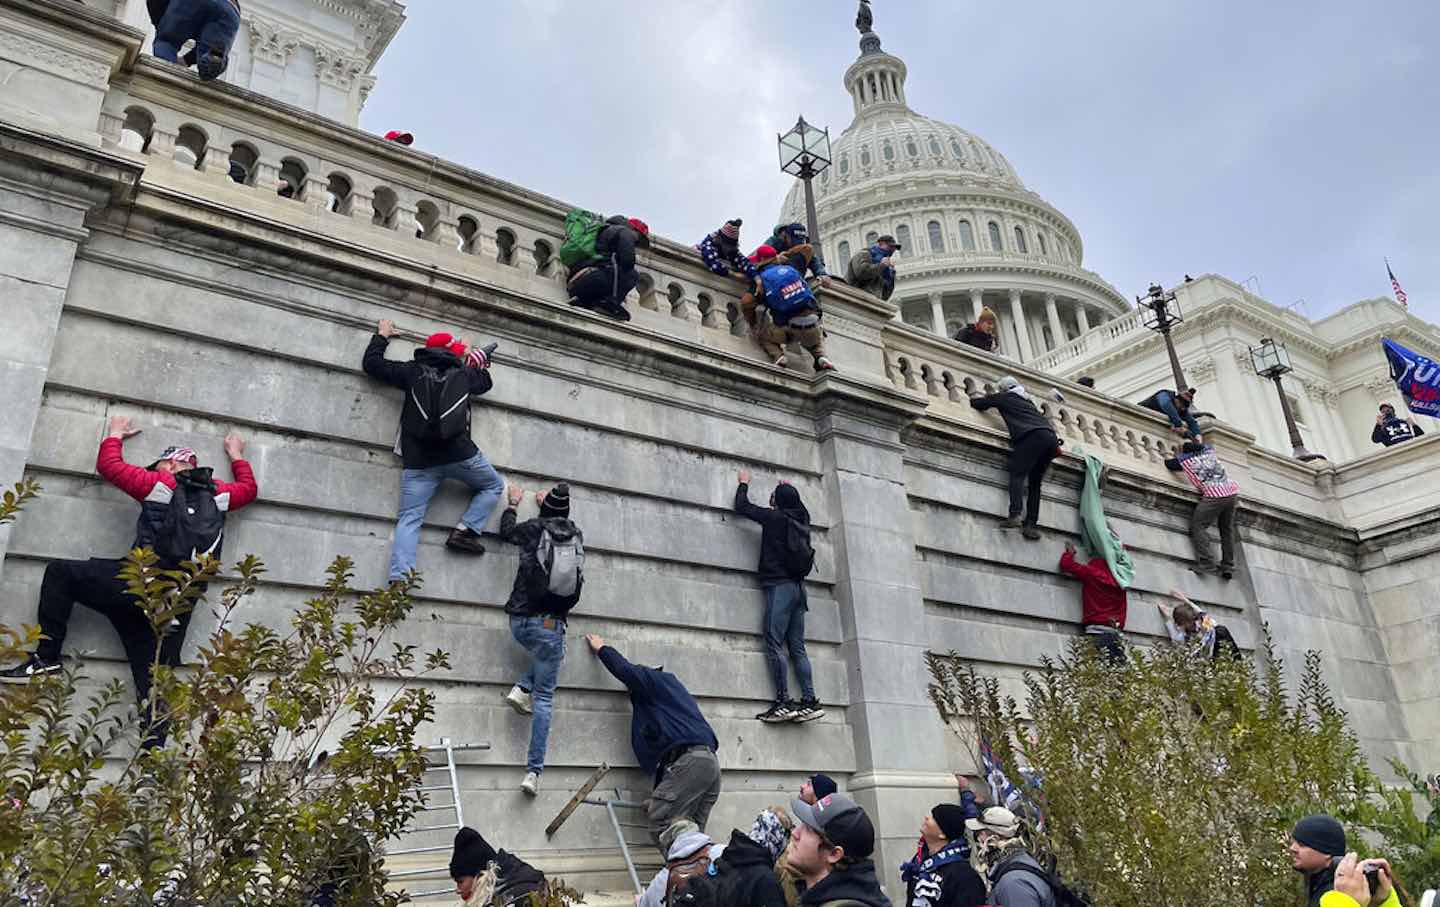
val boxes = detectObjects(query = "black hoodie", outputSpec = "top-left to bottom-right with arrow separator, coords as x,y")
594,215 -> 649,274
686,830 -> 787,907
970,391 -> 1054,443
362,335 -> 493,468
798,860 -> 890,907
734,482 -> 812,587
499,509 -> 585,617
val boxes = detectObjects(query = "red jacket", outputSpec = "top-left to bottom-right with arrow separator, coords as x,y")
1059,549 -> 1127,629
96,436 -> 258,554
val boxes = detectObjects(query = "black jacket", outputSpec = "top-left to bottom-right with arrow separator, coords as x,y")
970,392 -> 1054,442
1373,415 -> 1423,446
734,482 -> 811,588
493,850 -> 546,907
799,860 -> 890,907
1305,861 -> 1336,907
499,508 -> 584,617
594,216 -> 647,274
955,323 -> 998,353
362,335 -> 492,469
693,830 -> 787,907
905,843 -> 987,907
597,646 -> 718,780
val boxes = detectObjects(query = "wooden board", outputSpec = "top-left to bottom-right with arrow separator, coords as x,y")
544,762 -> 611,838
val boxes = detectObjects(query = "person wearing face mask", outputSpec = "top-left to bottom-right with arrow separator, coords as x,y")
1372,403 -> 1424,447
967,808 -> 1055,907
969,376 -> 1062,541
845,235 -> 899,302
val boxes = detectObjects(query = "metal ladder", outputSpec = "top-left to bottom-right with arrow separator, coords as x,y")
387,738 -> 490,900
544,763 -> 654,896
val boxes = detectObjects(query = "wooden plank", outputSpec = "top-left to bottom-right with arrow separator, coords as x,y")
544,762 -> 611,838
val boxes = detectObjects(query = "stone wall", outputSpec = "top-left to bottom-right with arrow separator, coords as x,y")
0,1 -> 1433,901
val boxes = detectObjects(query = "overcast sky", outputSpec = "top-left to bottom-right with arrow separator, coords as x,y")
362,1 -> 1437,326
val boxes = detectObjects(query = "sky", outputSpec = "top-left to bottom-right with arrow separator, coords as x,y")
362,1 -> 1438,326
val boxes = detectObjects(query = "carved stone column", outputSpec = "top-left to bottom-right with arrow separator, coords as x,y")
928,291 -> 946,336
1044,293 -> 1064,350
967,287 -> 984,324
1075,302 -> 1091,335
1008,289 -> 1035,362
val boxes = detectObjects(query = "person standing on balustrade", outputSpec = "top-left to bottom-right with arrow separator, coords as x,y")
969,377 -> 1062,541
150,0 -> 241,82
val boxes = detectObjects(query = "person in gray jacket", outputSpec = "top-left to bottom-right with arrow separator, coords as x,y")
967,807 -> 1054,907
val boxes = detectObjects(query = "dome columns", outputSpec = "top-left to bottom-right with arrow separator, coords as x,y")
1075,304 -> 1091,335
1044,294 -> 1065,355
1008,289 -> 1035,362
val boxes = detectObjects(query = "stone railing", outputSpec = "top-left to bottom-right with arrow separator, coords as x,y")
1027,307 -> 1146,374
1328,433 -> 1440,534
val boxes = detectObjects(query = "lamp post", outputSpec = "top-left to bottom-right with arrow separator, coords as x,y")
1137,282 -> 1188,391
778,115 -> 832,261
1248,337 -> 1326,462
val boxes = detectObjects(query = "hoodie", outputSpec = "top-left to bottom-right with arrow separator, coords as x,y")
362,335 -> 493,468
1373,413 -> 1423,446
639,832 -> 726,907
596,646 -> 718,780
499,510 -> 585,617
986,851 -> 1055,907
970,388 -> 1054,442
798,860 -> 890,907
734,482 -> 812,587
594,215 -> 649,274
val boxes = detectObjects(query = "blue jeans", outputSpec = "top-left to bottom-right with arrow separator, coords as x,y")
762,581 -> 814,702
153,0 -> 239,78
388,451 -> 504,582
511,615 -> 566,773
1156,391 -> 1203,439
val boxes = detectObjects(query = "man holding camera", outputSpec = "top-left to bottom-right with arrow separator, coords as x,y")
1291,815 -> 1349,906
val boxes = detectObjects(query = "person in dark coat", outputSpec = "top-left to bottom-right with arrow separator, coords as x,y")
567,215 -> 650,321
449,827 -> 545,907
1290,814 -> 1346,907
680,809 -> 792,907
901,804 -> 987,907
845,236 -> 898,301
151,0 -> 241,81
765,223 -> 830,283
954,307 -> 1000,354
787,794 -> 889,907
1373,403 -> 1424,447
586,634 -> 722,852
361,321 -> 503,581
970,376 -> 1061,541
735,471 -> 822,723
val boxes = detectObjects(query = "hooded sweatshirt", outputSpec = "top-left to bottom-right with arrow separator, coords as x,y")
1373,413 -> 1423,446
734,482 -> 812,587
798,860 -> 891,907
638,832 -> 726,907
985,850 -> 1055,907
596,646 -> 719,780
594,215 -> 649,274
970,385 -> 1054,442
680,829 -> 788,907
362,335 -> 493,468
499,507 -> 584,617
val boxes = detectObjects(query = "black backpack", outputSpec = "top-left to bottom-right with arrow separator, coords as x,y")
156,468 -> 224,564
781,515 -> 815,580
402,364 -> 472,443
992,861 -> 1089,907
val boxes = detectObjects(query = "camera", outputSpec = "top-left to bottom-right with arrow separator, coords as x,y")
1359,860 -> 1382,897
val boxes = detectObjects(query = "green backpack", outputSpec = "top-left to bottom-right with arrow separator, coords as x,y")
559,209 -> 606,269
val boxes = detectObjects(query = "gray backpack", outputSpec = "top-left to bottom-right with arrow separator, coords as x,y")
532,523 -> 584,612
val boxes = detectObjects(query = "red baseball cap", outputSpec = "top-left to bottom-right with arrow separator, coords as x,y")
384,130 -> 414,146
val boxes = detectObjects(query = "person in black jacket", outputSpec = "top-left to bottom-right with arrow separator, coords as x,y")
678,808 -> 793,907
735,471 -> 822,724
499,482 -> 582,797
448,827 -> 546,907
362,320 -> 503,584
954,307 -> 1000,354
586,634 -> 722,852
901,804 -> 987,907
787,794 -> 889,907
1373,403 -> 1425,447
567,215 -> 651,321
970,376 -> 1061,541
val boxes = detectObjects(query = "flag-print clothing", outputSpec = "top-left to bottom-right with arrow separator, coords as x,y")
696,233 -> 757,280
1165,445 -> 1239,498
97,436 -> 258,552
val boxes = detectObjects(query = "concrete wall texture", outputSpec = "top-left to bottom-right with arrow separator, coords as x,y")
0,1 -> 1437,900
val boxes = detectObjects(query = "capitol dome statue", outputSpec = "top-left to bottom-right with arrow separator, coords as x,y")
780,3 -> 1129,363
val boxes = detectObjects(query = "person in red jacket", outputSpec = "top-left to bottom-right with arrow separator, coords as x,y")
0,416 -> 258,713
1059,541 -> 1127,663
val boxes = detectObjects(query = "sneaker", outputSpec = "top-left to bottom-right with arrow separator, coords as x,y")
520,771 -> 539,797
998,517 -> 1023,530
601,303 -> 632,322
757,700 -> 796,723
0,654 -> 61,682
814,357 -> 836,371
1021,525 -> 1042,541
445,527 -> 486,555
790,698 -> 825,723
504,684 -> 534,715
1219,565 -> 1234,581
773,355 -> 788,369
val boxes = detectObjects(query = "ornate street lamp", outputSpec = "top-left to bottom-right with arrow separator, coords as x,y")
778,115 -> 832,265
1137,282 -> 1188,391
1248,337 -> 1326,462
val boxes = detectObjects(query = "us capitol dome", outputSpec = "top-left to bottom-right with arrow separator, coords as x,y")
780,3 -> 1130,363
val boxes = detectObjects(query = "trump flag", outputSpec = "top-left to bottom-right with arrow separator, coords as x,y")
1383,338 -> 1440,417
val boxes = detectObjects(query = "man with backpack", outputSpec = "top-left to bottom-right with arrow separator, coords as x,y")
734,471 -> 823,724
637,822 -> 726,907
0,417 -> 258,717
585,633 -> 722,850
362,320 -> 503,584
499,482 -> 583,797
967,808 -> 1060,907
845,235 -> 898,302
746,246 -> 835,372
562,210 -> 651,322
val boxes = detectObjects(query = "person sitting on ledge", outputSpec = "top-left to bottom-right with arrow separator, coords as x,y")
845,235 -> 898,302
150,0 -> 241,82
765,223 -> 831,285
1138,386 -> 1203,441
955,307 -> 1000,354
449,827 -> 545,907
746,246 -> 835,372
696,219 -> 757,283
567,215 -> 650,322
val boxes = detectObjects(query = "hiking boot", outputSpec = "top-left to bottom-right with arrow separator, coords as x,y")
756,700 -> 797,723
504,684 -> 533,715
814,357 -> 836,371
790,698 -> 825,723
445,527 -> 486,555
1021,525 -> 1042,541
998,517 -> 1023,530
520,771 -> 539,797
773,354 -> 788,369
600,303 -> 632,322
0,654 -> 61,682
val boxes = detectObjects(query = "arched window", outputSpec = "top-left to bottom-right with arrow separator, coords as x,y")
950,138 -> 965,160
895,224 -> 912,252
1014,226 -> 1028,253
839,153 -> 849,175
929,137 -> 942,156
958,220 -> 976,251
1037,232 -> 1048,255
838,240 -> 851,262
860,147 -> 872,167
865,231 -> 879,246
906,139 -> 919,158
882,141 -> 895,162
927,221 -> 945,253
988,221 -> 1003,251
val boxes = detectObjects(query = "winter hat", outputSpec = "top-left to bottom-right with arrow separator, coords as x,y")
931,803 -> 968,842
449,827 -> 498,879
540,483 -> 571,519
384,130 -> 415,146
748,809 -> 791,862
965,806 -> 1022,839
1291,814 -> 1346,856
977,306 -> 998,326
719,219 -> 742,242
751,244 -> 778,263
147,446 -> 198,470
425,332 -> 455,349
627,217 -> 650,236
809,773 -> 838,800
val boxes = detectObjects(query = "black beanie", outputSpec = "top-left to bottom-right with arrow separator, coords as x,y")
932,804 -> 968,842
449,827 -> 497,879
1292,814 -> 1345,856
540,483 -> 571,519
809,773 -> 837,800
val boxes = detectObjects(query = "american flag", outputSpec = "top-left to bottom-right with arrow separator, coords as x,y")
1388,259 -> 1408,308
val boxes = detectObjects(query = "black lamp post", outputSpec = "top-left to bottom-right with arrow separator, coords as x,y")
1249,337 -> 1326,462
778,115 -> 832,261
1138,282 -> 1188,391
